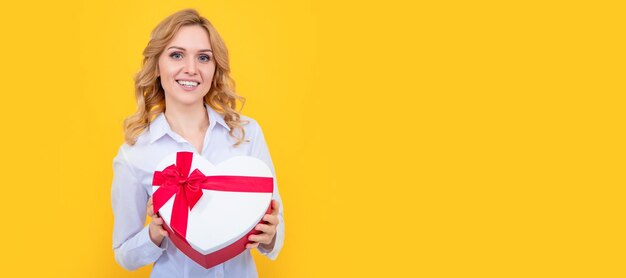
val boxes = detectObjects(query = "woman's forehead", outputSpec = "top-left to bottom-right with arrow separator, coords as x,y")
167,25 -> 212,51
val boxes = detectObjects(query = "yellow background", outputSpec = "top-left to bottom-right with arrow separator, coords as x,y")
0,0 -> 624,277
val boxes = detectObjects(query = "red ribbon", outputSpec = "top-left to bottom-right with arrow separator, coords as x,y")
152,152 -> 273,238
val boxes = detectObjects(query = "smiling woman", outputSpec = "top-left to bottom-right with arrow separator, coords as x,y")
124,9 -> 246,148
111,9 -> 285,278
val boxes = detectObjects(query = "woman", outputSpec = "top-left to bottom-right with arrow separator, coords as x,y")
111,9 -> 284,277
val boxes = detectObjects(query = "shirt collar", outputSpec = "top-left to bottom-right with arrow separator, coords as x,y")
207,104 -> 231,132
148,104 -> 231,144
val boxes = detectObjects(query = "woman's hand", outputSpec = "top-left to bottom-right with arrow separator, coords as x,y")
147,196 -> 169,247
246,200 -> 280,250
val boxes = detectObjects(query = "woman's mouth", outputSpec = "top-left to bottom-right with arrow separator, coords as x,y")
177,80 -> 200,91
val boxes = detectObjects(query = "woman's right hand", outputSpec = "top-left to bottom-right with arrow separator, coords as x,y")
147,196 -> 168,247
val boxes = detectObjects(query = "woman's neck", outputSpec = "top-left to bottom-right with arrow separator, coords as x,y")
163,102 -> 209,137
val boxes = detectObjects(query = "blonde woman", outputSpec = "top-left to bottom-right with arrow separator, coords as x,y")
111,9 -> 284,277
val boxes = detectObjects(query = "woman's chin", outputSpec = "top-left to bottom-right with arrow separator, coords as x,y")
166,97 -> 206,108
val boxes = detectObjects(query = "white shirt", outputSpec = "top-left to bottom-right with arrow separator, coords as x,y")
111,105 -> 284,278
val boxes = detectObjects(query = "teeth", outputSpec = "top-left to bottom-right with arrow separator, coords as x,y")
177,80 -> 199,87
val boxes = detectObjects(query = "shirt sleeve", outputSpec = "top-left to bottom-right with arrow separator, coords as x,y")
249,121 -> 285,260
111,146 -> 168,270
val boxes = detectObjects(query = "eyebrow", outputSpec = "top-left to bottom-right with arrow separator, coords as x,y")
167,46 -> 213,53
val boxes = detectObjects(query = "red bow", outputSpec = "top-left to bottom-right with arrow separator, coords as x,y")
152,152 -> 273,238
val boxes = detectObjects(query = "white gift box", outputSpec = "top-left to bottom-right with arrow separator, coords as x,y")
152,152 -> 274,269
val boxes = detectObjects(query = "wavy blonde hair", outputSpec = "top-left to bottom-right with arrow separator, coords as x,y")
124,9 -> 248,146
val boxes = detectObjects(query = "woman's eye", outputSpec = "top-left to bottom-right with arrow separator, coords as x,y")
170,52 -> 183,59
199,55 -> 211,62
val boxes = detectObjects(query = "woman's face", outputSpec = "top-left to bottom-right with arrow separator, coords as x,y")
158,25 -> 215,107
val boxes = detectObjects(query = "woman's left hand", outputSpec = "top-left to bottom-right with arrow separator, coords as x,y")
247,199 -> 280,249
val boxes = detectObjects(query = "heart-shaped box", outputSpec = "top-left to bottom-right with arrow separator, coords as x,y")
152,152 -> 274,269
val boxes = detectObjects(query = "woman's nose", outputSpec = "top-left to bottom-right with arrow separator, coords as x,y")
184,58 -> 198,75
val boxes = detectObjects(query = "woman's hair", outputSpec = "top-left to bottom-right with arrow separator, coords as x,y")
124,9 -> 248,146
